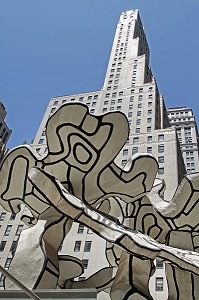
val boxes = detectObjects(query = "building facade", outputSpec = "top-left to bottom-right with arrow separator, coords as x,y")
0,102 -> 12,164
0,9 -> 198,299
167,106 -> 199,174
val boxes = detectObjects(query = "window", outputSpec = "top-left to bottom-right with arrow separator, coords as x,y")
185,127 -> 191,136
132,147 -> 138,154
50,107 -> 56,113
147,147 -> 152,153
90,109 -> 95,113
119,91 -> 123,96
123,149 -> 128,156
71,98 -> 75,101
103,108 -> 107,112
62,99 -> 66,103
148,102 -> 152,107
78,277 -> 86,281
148,109 -> 152,114
5,225 -> 12,236
74,241 -> 81,252
5,258 -> 12,269
158,134 -> 164,142
158,156 -> 164,163
118,98 -> 122,103
82,259 -> 89,269
138,103 -> 142,108
77,224 -> 84,234
39,139 -> 44,144
112,92 -> 117,98
148,94 -> 153,99
0,274 -> 5,288
138,95 -> 142,101
156,260 -> 163,269
0,212 -> 6,221
158,168 -> 164,175
10,214 -> 16,220
16,225 -> 23,236
92,102 -> 96,107
110,107 -> 114,111
128,112 -> 132,117
147,136 -> 152,142
111,100 -> 115,105
79,97 -> 84,101
156,277 -> 164,291
42,130 -> 46,136
0,241 -> 6,252
104,101 -> 108,105
84,241 -> 92,252
147,118 -> 152,123
122,159 -> 127,166
87,96 -> 92,100
53,100 -> 58,105
158,145 -> 164,153
131,89 -> 135,94
137,111 -> 141,116
117,106 -> 121,110
133,137 -> 139,144
105,93 -> 110,98
185,137 -> 192,143
139,88 -> 143,93
186,151 -> 193,156
147,126 -> 151,132
129,104 -> 133,109
108,80 -> 113,84
10,241 -> 17,254
136,128 -> 140,133
186,156 -> 194,162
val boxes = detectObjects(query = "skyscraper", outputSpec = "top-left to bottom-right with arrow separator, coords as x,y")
0,9 -> 198,299
0,102 -> 12,164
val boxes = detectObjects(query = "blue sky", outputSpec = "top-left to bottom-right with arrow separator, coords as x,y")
1,0 -> 199,149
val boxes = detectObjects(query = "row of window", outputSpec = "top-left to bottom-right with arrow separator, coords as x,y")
121,159 -> 164,174
0,240 -> 17,253
0,212 -> 16,221
74,240 -> 92,252
123,148 -> 164,161
0,224 -> 23,239
52,94 -> 99,106
77,224 -> 93,234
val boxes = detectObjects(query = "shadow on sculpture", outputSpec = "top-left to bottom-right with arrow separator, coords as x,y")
0,103 -> 198,299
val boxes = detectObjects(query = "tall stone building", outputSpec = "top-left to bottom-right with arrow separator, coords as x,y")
167,106 -> 199,174
0,102 -> 12,164
0,9 -> 198,299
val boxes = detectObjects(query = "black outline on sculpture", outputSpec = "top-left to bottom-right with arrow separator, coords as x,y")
0,103 -> 198,299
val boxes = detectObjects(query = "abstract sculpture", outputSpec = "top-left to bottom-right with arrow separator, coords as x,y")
0,103 -> 198,299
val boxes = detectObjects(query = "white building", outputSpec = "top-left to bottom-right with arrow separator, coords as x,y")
0,9 -> 198,299
167,106 -> 199,174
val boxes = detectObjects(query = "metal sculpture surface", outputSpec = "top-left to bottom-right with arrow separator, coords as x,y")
0,103 -> 198,299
